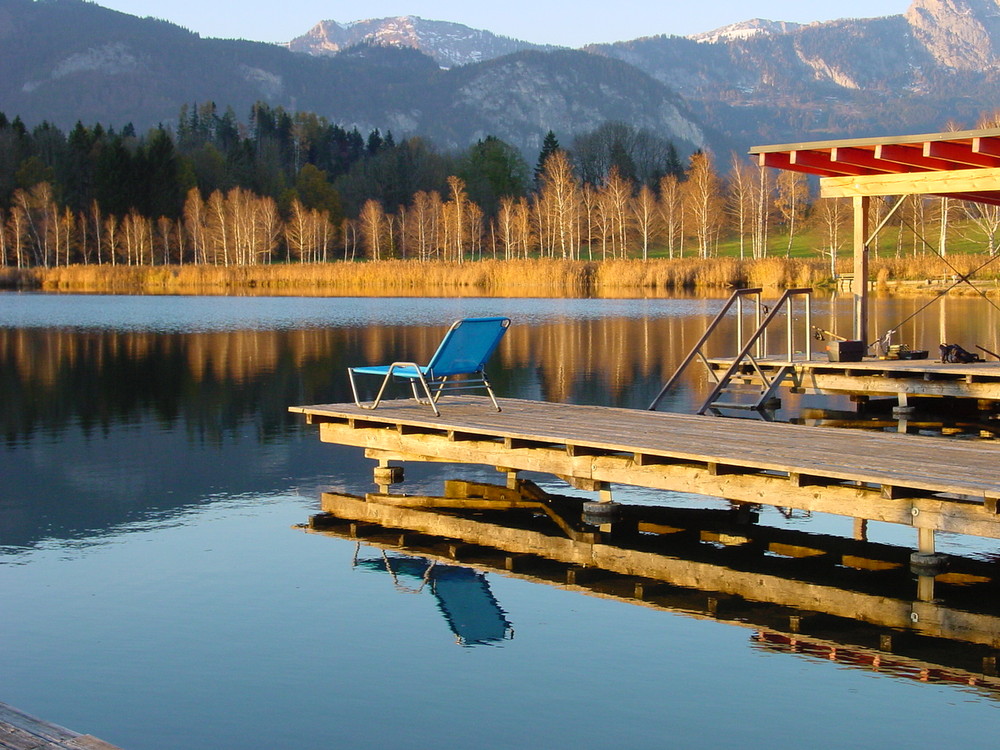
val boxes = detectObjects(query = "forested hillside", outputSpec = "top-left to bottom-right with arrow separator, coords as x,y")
0,0 -> 707,155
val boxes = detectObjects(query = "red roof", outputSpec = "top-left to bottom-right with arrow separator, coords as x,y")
750,127 -> 1000,205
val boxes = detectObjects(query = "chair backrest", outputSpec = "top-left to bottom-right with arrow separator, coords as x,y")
426,317 -> 511,377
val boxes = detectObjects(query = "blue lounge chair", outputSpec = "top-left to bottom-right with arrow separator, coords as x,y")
348,317 -> 511,416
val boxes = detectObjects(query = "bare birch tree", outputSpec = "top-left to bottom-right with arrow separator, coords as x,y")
683,152 -> 723,259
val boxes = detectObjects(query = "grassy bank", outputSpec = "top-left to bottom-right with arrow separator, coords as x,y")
5,255 -> 999,296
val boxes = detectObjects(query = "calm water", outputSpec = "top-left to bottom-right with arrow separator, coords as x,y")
3,292 -> 1000,750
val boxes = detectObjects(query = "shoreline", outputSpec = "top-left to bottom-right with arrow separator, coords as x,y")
2,258 -> 997,297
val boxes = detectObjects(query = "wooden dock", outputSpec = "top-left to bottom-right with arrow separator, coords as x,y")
707,355 -> 1000,406
290,396 -> 1000,546
0,703 -> 122,750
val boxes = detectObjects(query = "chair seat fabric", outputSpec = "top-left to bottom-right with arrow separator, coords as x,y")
350,364 -> 428,378
347,317 -> 510,416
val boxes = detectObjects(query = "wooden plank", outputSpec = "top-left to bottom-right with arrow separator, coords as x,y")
306,398 -> 1000,493
0,703 -> 123,750
0,723 -> 46,750
296,397 -> 1000,542
65,738 -> 123,750
821,166 -> 1000,198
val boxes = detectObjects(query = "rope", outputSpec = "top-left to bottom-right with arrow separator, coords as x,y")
876,209 -> 1000,341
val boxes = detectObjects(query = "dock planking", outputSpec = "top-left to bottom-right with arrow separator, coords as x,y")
291,397 -> 1000,542
0,703 -> 122,750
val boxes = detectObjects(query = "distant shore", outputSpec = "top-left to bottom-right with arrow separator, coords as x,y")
2,257 -> 996,297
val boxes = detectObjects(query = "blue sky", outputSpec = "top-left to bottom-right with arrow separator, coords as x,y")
97,0 -> 909,47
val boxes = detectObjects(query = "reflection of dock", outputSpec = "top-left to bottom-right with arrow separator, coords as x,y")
290,397 -> 1000,554
707,355 -> 1000,408
306,481 -> 1000,696
794,407 -> 1000,438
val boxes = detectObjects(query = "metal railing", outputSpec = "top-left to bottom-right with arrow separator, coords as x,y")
648,287 -> 813,414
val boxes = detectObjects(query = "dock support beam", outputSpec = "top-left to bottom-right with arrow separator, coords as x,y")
582,482 -> 620,526
374,458 -> 404,488
852,195 -> 870,347
911,526 -> 948,575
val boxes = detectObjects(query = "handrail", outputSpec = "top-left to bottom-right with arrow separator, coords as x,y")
696,288 -> 813,414
648,288 -> 763,411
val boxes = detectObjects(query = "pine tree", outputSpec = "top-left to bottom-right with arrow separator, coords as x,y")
534,130 -> 560,190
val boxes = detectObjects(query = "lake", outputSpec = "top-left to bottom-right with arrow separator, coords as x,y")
3,291 -> 1000,750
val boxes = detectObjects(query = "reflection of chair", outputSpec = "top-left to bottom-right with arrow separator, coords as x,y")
348,317 -> 511,416
353,546 -> 513,646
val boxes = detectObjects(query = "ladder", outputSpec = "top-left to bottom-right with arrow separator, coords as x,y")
648,288 -> 813,415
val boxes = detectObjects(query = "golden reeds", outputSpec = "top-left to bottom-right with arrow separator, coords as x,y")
17,254 -> 999,297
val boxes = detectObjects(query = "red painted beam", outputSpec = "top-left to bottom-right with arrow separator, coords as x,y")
972,136 -> 1000,158
830,146 -> 908,173
925,140 -> 1000,169
788,150 -> 869,176
758,151 -> 839,177
874,143 -> 956,171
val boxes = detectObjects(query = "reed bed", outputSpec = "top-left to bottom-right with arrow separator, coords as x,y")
592,257 -> 827,290
16,254 -> 999,297
866,255 -> 1000,283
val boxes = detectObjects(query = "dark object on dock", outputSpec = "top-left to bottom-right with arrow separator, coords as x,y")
885,344 -> 928,360
940,343 -> 982,363
0,702 -> 123,749
827,340 -> 865,362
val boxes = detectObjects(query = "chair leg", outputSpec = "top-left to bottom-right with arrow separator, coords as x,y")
348,368 -> 394,411
482,373 -> 502,412
409,380 -> 423,403
348,368 -> 366,408
414,372 -> 441,416
431,376 -> 448,403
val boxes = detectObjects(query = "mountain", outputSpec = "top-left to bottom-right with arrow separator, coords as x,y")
289,16 -> 553,68
905,0 -> 1000,70
589,0 -> 1000,146
0,0 -> 707,155
6,0 -> 1000,161
433,49 -> 707,154
688,19 -> 805,44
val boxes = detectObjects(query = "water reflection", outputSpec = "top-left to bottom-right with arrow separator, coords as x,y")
6,293 -> 1000,748
7,292 -> 1000,445
6,292 -> 1000,554
352,547 -> 513,646
308,478 -> 1000,700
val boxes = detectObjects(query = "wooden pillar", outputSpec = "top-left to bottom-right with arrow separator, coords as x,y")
852,195 -> 871,346
917,526 -> 935,555
916,574 -> 936,602
373,458 -> 403,488
853,518 -> 868,541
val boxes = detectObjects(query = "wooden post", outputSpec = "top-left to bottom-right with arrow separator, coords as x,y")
917,574 -> 935,602
852,195 -> 870,346
918,526 -> 935,555
373,458 -> 403,487
853,518 -> 868,541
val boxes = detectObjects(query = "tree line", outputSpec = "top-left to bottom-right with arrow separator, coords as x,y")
1,102 -> 998,268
